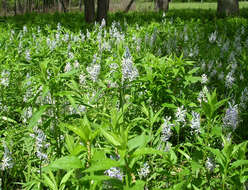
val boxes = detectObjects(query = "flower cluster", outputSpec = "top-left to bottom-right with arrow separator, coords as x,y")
0,141 -> 13,171
122,47 -> 139,83
161,116 -> 174,142
205,157 -> 215,172
30,127 -> 49,161
223,102 -> 239,131
104,167 -> 123,181
86,64 -> 101,82
138,163 -> 150,179
190,112 -> 201,134
175,106 -> 187,124
0,70 -> 10,87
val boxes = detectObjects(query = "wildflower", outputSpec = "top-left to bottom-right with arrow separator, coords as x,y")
47,38 -> 56,50
86,29 -> 91,39
240,87 -> 248,110
175,106 -> 187,123
23,25 -> 28,34
201,74 -> 208,84
23,106 -> 32,123
100,19 -> 106,28
122,47 -> 139,83
161,116 -> 173,142
72,61 -> 79,70
0,142 -> 13,171
138,163 -> 150,179
64,62 -> 72,73
240,73 -> 244,81
30,127 -> 49,161
109,63 -> 118,74
104,167 -> 123,181
223,102 -> 239,131
201,61 -> 206,71
205,157 -> 215,172
79,72 -> 86,85
25,50 -> 31,61
0,70 -> 10,87
57,22 -> 61,31
209,31 -> 217,43
86,64 -> 101,82
68,52 -> 74,59
225,71 -> 235,88
190,112 -> 201,134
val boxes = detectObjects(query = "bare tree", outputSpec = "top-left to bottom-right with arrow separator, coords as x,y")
2,0 -> 7,16
124,0 -> 135,13
155,0 -> 169,12
84,0 -> 95,23
97,0 -> 109,23
217,0 -> 239,16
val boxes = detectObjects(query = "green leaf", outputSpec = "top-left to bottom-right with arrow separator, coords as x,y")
28,105 -> 49,128
60,170 -> 74,186
127,133 -> 148,152
1,116 -> 17,123
42,171 -> 58,190
80,175 -> 112,182
188,67 -> 200,75
124,180 -> 145,190
132,148 -> 164,158
45,156 -> 83,170
178,149 -> 191,161
84,159 -> 121,172
230,160 -> 248,169
63,122 -> 89,144
101,129 -> 122,147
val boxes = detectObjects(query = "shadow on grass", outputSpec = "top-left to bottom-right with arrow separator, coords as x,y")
0,8 -> 248,32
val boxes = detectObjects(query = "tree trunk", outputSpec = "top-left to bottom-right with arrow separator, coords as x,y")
2,0 -> 7,16
79,0 -> 82,11
124,0 -> 135,13
217,0 -> 239,16
14,0 -> 17,15
84,0 -> 95,23
96,0 -> 109,23
155,0 -> 169,12
58,0 -> 67,12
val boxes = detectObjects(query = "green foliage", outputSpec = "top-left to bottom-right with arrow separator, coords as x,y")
0,10 -> 248,190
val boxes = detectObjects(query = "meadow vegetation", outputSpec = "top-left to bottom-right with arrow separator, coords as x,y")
0,7 -> 248,190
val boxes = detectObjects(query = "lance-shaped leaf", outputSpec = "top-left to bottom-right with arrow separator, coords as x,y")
44,156 -> 83,171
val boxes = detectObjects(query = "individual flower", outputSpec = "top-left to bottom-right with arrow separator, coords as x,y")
223,102 -> 239,131
74,60 -> 80,69
79,72 -> 86,85
201,74 -> 208,84
175,106 -> 187,123
190,112 -> 201,134
30,127 -> 49,161
23,106 -> 33,123
0,70 -> 10,87
86,64 -> 101,82
209,31 -> 217,43
122,47 -> 139,83
0,141 -> 13,171
138,163 -> 150,179
240,87 -> 248,110
161,116 -> 174,142
205,157 -> 215,172
64,62 -> 72,73
225,71 -> 235,89
25,50 -> 31,61
104,167 -> 123,181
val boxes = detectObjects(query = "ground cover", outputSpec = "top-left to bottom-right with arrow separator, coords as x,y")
0,10 -> 248,190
